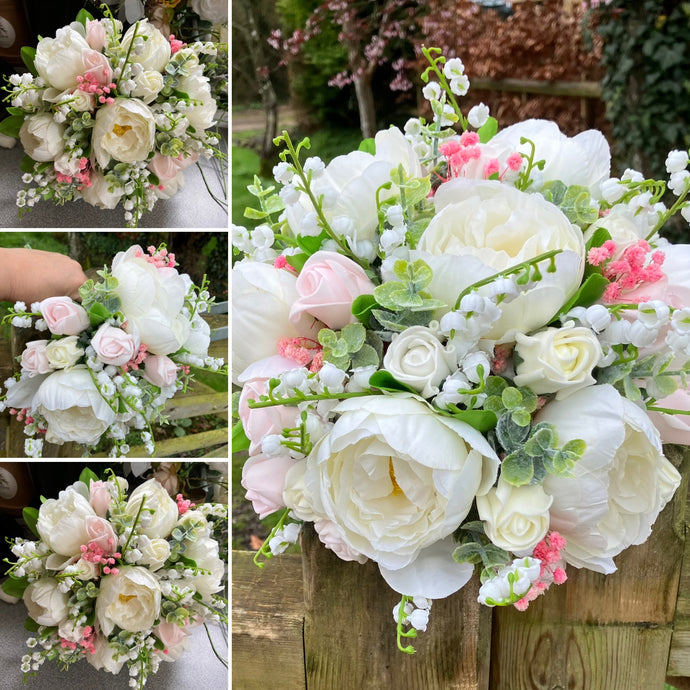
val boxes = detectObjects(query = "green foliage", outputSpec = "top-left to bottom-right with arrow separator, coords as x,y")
483,377 -> 537,427
373,259 -> 445,312
540,181 -> 599,228
318,323 -> 381,371
452,521 -> 511,582
593,1 -> 690,181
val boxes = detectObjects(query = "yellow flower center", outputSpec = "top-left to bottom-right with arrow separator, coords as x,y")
113,123 -> 132,137
388,458 -> 403,496
119,593 -> 136,604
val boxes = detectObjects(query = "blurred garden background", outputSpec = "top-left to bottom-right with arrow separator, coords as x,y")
232,0 -> 690,241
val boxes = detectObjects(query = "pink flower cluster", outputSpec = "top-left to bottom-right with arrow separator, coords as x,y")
135,245 -> 177,268
277,337 -> 323,372
79,541 -> 121,576
588,239 -> 665,302
175,493 -> 195,515
168,34 -> 185,54
55,157 -> 92,187
77,74 -> 116,104
514,531 -> 567,611
439,133 -> 522,182
59,625 -> 96,654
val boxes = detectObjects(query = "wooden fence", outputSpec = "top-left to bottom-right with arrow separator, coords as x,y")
233,446 -> 690,690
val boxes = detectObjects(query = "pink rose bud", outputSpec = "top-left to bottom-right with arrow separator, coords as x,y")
155,621 -> 188,649
241,453 -> 296,519
143,354 -> 178,387
289,250 -> 376,330
149,152 -> 199,182
21,340 -> 53,376
84,515 -> 118,554
89,480 -> 112,517
39,296 -> 90,336
85,19 -> 107,51
91,323 -> 138,366
82,49 -> 113,86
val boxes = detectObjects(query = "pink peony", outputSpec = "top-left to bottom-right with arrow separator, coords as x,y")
91,323 -> 138,366
241,453 -> 297,519
289,250 -> 376,330
314,519 -> 368,563
21,340 -> 52,376
142,354 -> 178,387
39,296 -> 90,335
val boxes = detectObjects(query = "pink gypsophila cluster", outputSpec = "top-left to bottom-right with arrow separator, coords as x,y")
80,541 -> 121,576
176,493 -> 195,514
55,157 -> 91,187
588,239 -> 665,302
514,532 -> 568,611
168,34 -> 186,54
278,337 -> 324,372
135,245 -> 177,268
59,625 -> 97,655
77,75 -> 116,105
122,343 -> 149,373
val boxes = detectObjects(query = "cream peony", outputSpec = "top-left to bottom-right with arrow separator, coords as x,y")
87,636 -> 126,674
513,322 -> 602,399
34,26 -> 91,91
419,179 -> 585,342
80,170 -> 124,209
23,579 -> 69,626
383,326 -> 455,398
125,478 -> 179,539
92,98 -> 156,167
538,384 -> 681,573
177,72 -> 216,132
231,261 -> 323,384
112,245 -> 190,355
96,566 -> 162,635
37,487 -> 96,557
477,478 -> 553,553
284,395 -> 499,597
32,367 -> 116,445
190,0 -> 228,24
19,113 -> 65,162
176,537 -> 225,599
121,20 -> 171,72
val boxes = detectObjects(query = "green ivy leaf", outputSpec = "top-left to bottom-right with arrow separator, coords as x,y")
351,294 -> 378,326
232,420 -> 250,452
24,617 -> 40,632
477,116 -> 498,143
0,115 -> 24,139
286,253 -> 308,273
555,273 -> 609,320
442,405 -> 498,433
368,370 -> 418,394
22,506 -> 39,538
2,575 -> 30,599
78,467 -> 99,487
358,138 -> 375,154
21,46 -> 36,76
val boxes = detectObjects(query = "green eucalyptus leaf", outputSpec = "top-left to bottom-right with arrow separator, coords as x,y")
495,413 -> 530,452
341,323 -> 366,352
501,449 -> 534,486
350,343 -> 380,369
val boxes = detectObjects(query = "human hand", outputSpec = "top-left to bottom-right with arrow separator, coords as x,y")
0,248 -> 88,303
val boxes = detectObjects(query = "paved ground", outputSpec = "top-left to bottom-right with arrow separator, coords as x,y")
231,105 -> 299,133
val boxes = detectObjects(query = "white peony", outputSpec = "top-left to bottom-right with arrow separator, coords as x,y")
87,636 -> 126,675
418,179 -> 585,342
512,321 -> 603,399
112,245 -> 190,355
23,578 -> 69,626
37,487 -> 96,557
34,26 -> 91,91
121,19 -> 171,72
125,478 -> 179,539
95,566 -> 162,635
80,170 -> 124,209
32,367 -> 116,446
177,72 -> 216,132
190,0 -> 228,24
284,395 -> 499,597
477,478 -> 552,553
538,384 -> 681,573
19,114 -> 65,162
176,537 -> 225,599
231,260 -> 323,384
92,98 -> 156,167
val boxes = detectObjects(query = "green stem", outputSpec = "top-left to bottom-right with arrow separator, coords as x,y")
646,406 -> 690,416
252,509 -> 290,569
420,46 -> 468,131
453,249 -> 562,311
120,495 -> 146,558
203,622 -> 228,667
247,390 -> 377,409
395,596 -> 417,654
116,21 -> 140,90
647,180 -> 690,241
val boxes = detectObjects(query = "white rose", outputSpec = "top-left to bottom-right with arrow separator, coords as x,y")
19,114 -> 65,162
190,0 -> 228,24
121,19 -> 171,72
125,478 -> 178,539
419,179 -> 585,342
92,98 -> 156,167
131,70 -> 165,104
513,322 -> 602,399
176,537 -> 225,599
112,245 -> 190,355
477,478 -> 553,553
80,170 -> 124,210
37,487 -> 96,557
42,86 -> 95,113
96,566 -> 162,635
538,384 -> 681,573
32,367 -> 116,445
231,260 -> 323,384
488,118 -> 611,197
34,26 -> 91,90
45,336 -> 84,369
87,636 -> 126,675
73,557 -> 100,580
138,538 -> 171,571
23,579 -> 69,626
383,326 -> 456,398
177,72 -> 216,132
584,203 -> 648,247
284,395 -> 499,598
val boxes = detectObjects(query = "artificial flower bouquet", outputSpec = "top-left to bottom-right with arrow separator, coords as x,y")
0,7 -> 224,226
0,244 -> 225,458
1,467 -> 228,688
232,46 -> 690,650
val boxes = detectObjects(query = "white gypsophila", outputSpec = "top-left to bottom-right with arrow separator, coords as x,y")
672,308 -> 690,335
303,157 -> 325,178
386,204 -> 405,227
433,371 -> 473,410
280,184 -> 300,206
422,81 -> 442,101
273,161 -> 294,184
404,118 -> 422,136
443,57 -> 465,79
666,149 -> 689,174
449,74 -> 470,96
669,171 -> 690,197
622,168 -> 645,184
600,177 -> 626,204
488,276 -> 519,302
468,103 -> 490,129
379,227 -> 406,254
268,523 -> 301,555
477,557 -> 541,606
231,224 -> 252,253
345,365 -> 377,392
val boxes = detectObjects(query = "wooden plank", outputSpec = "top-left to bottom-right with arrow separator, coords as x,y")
92,427 -> 228,458
231,550 -> 305,690
201,444 -> 229,458
491,445 -> 689,689
162,392 -> 228,420
301,524 -> 491,690
470,77 -> 602,99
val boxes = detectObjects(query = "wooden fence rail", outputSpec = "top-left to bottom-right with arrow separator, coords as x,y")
233,446 -> 690,690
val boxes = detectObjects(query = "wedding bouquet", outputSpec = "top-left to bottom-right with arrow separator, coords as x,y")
0,7 -> 223,226
1,467 -> 228,688
232,47 -> 690,649
0,244 -> 225,458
